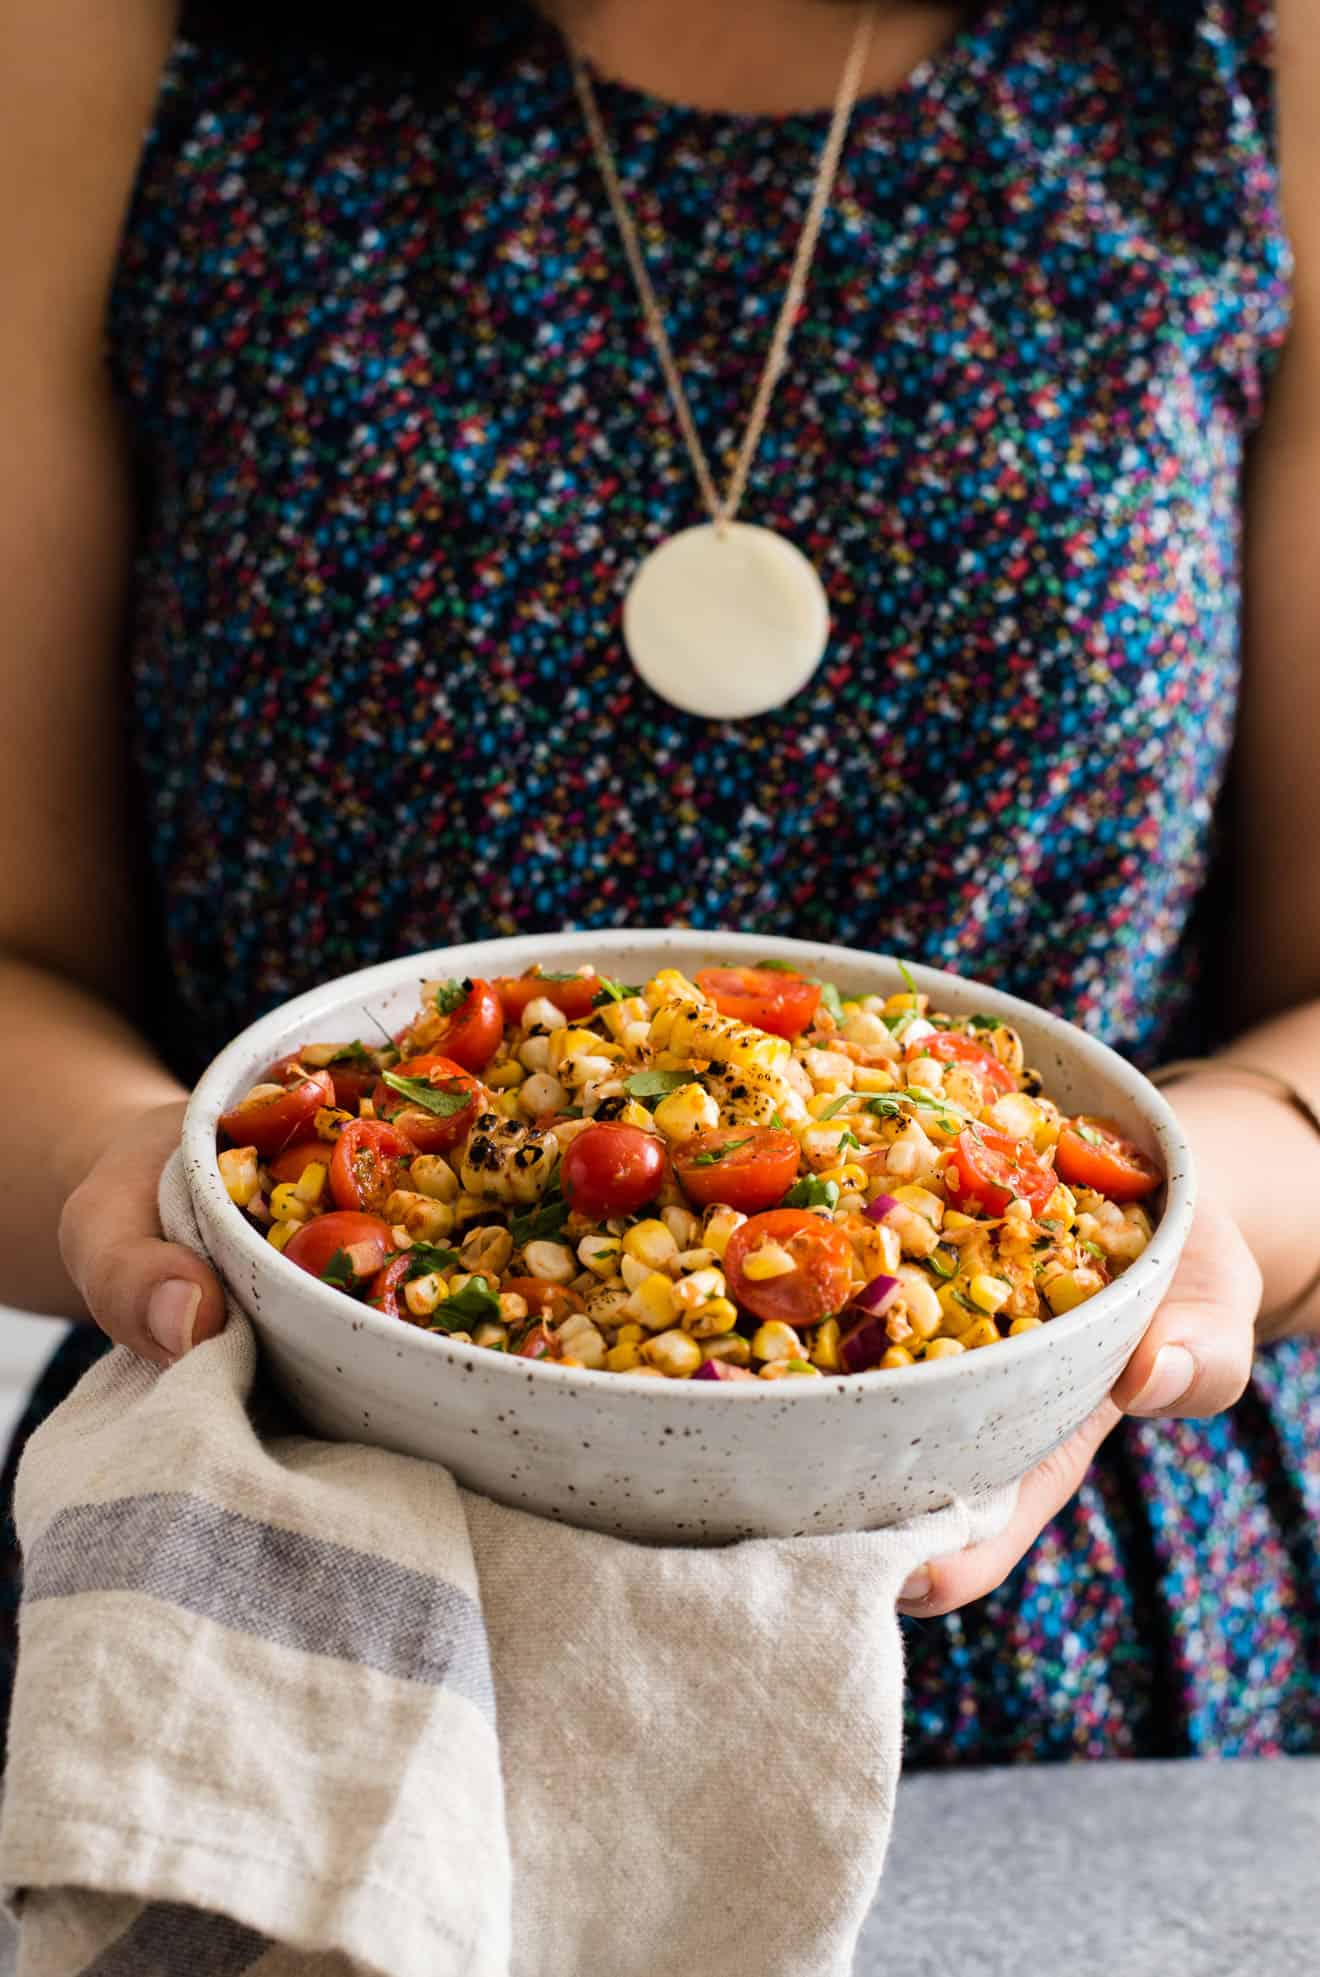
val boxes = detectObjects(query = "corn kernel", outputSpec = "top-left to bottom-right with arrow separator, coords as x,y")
384,1191 -> 455,1243
269,1183 -> 312,1224
267,1219 -> 298,1252
409,1155 -> 459,1203
751,1320 -> 803,1363
1043,1267 -> 1103,1316
499,1291 -> 529,1324
686,1296 -> 739,1339
652,1082 -> 721,1140
879,1346 -> 915,1369
811,1318 -> 842,1372
614,1323 -> 645,1346
701,1333 -> 752,1368
520,995 -> 569,1033
853,1066 -> 899,1093
641,1329 -> 702,1377
523,1239 -> 576,1284
891,1184 -> 945,1228
897,1270 -> 943,1337
760,1358 -> 822,1380
293,1161 -> 327,1205
923,1336 -> 966,1359
404,1273 -> 449,1319
622,1219 -> 680,1272
484,1060 -> 525,1089
218,1146 -> 261,1208
943,1209 -> 981,1231
882,991 -> 924,1015
472,1321 -> 510,1349
644,968 -> 707,1009
961,1317 -> 1002,1350
606,1341 -> 645,1373
520,1071 -> 569,1118
968,1273 -> 1013,1316
578,1234 -> 622,1278
672,1267 -> 727,1313
741,1241 -> 798,1282
626,1272 -> 678,1331
1044,1184 -> 1078,1228
1009,1316 -> 1045,1336
558,1313 -> 608,1370
701,1205 -> 747,1259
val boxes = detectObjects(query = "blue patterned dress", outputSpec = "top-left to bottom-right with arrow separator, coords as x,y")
5,0 -> 1317,1760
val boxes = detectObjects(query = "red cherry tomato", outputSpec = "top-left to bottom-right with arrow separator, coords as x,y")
944,1129 -> 1056,1218
269,1049 -> 378,1115
724,1208 -> 855,1329
560,1122 -> 667,1221
368,1253 -> 415,1321
329,1117 -> 417,1215
428,979 -> 504,1072
1055,1118 -> 1162,1203
267,1139 -> 329,1185
372,1054 -> 485,1154
284,1211 -> 397,1287
674,1127 -> 803,1215
909,1031 -> 1016,1099
493,973 -> 601,1023
514,1322 -> 560,1360
695,967 -> 822,1040
503,1278 -> 585,1323
220,1068 -> 335,1157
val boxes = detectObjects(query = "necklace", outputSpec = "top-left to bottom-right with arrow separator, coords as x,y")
570,10 -> 877,721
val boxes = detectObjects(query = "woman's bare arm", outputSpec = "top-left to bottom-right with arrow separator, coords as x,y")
0,1 -> 224,1355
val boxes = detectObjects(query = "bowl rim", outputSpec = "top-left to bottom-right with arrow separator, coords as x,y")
183,929 -> 1196,1405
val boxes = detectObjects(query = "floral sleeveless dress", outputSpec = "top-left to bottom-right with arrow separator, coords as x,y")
6,0 -> 1317,1761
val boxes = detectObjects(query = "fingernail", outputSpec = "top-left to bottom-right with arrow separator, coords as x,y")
146,1280 -> 202,1360
898,1568 -> 932,1607
1127,1344 -> 1197,1417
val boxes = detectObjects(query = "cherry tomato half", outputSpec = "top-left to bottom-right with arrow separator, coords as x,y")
560,1122 -> 667,1221
674,1126 -> 803,1215
220,1067 -> 335,1158
909,1031 -> 1016,1100
267,1139 -> 329,1186
372,1054 -> 485,1154
398,981 -> 505,1072
1055,1118 -> 1162,1203
368,1253 -> 414,1322
695,967 -> 822,1040
268,1050 -> 378,1116
329,1117 -> 417,1215
493,973 -> 601,1023
724,1208 -> 855,1329
284,1211 -> 397,1287
944,1129 -> 1056,1218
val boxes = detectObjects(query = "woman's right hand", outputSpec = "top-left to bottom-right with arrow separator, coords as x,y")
58,1100 -> 228,1367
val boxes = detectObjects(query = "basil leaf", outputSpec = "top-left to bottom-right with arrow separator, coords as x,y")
816,981 -> 846,1026
326,1040 -> 377,1068
691,1136 -> 753,1167
320,1248 -> 357,1291
781,1175 -> 840,1211
403,1243 -> 461,1281
625,1069 -> 694,1100
434,979 -> 470,1018
433,1276 -> 501,1331
967,1014 -> 1004,1033
817,1094 -> 855,1121
510,1192 -> 570,1249
382,1070 -> 473,1118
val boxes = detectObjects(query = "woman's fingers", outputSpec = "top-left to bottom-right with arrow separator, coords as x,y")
58,1100 -> 226,1366
897,1401 -> 1121,1617
1110,1194 -> 1260,1420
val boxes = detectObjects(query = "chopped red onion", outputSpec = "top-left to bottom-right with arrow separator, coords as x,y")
863,1194 -> 899,1225
839,1312 -> 895,1374
851,1272 -> 902,1314
691,1359 -> 756,1383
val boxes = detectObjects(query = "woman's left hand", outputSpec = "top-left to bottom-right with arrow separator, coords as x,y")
896,1188 -> 1261,1616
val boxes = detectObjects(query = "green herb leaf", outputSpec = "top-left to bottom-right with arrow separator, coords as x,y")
434,979 -> 471,1018
927,1246 -> 959,1281
403,1242 -> 461,1281
967,1014 -> 1004,1033
837,1131 -> 862,1152
591,977 -> 638,1008
536,970 -> 590,983
1082,1239 -> 1106,1262
1076,1123 -> 1104,1147
817,1094 -> 856,1121
691,1136 -> 753,1168
432,1276 -> 501,1331
510,1192 -> 570,1249
382,1070 -> 473,1118
896,960 -> 920,998
326,1040 -> 377,1068
781,1176 -> 840,1210
816,981 -> 846,1026
769,1111 -> 787,1132
753,959 -> 805,975
624,1069 -> 694,1100
951,1286 -> 979,1315
320,1248 -> 357,1291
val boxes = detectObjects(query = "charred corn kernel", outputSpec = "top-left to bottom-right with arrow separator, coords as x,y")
520,995 -> 568,1033
267,1219 -> 298,1252
520,1072 -> 568,1117
641,1329 -> 702,1377
661,1205 -> 700,1249
452,1190 -> 492,1225
314,1105 -> 353,1141
644,968 -> 707,1009
522,1239 -> 576,1284
293,1161 -> 327,1205
626,1271 -> 678,1331
652,1081 -> 721,1140
404,1273 -> 449,1319
460,1225 -> 514,1276
961,1317 -> 1002,1350
1009,1316 -> 1045,1336
409,1155 -> 459,1203
741,1240 -> 798,1282
943,1209 -> 980,1231
923,1337 -> 967,1359
218,1146 -> 261,1208
472,1321 -> 510,1349
672,1267 -> 727,1313
677,1246 -> 719,1272
499,1291 -> 529,1324
384,1191 -> 455,1242
1044,1184 -> 1078,1228
701,1205 -> 747,1259
968,1273 -> 1013,1316
606,1340 -> 645,1373
751,1320 -> 802,1363
549,1027 -> 617,1073
880,1346 -> 915,1369
892,1184 -> 945,1227
701,1333 -> 752,1368
811,1318 -> 842,1372
818,1162 -> 868,1192
686,1296 -> 739,1339
622,1219 -> 680,1271
484,1060 -> 525,1089
558,1313 -> 608,1370
760,1358 -> 822,1380
578,1234 -> 622,1277
269,1182 -> 312,1224
649,996 -> 790,1075
1043,1267 -> 1104,1316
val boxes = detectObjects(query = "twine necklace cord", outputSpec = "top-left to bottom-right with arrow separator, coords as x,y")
569,8 -> 878,533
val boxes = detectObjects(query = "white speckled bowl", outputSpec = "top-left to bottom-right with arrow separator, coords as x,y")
183,932 -> 1194,1543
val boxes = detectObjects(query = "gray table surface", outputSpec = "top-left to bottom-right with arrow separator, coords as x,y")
1,1759 -> 1314,1974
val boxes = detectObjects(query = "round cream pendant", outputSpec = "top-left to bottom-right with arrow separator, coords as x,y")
623,522 -> 830,721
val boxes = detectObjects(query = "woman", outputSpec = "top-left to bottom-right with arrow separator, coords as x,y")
1,0 -> 1316,1764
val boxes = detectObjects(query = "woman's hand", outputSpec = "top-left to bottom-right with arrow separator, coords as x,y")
58,1100 -> 228,1368
896,1188 -> 1261,1617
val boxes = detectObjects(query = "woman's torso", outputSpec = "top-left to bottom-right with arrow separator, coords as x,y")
108,0 -> 1289,1079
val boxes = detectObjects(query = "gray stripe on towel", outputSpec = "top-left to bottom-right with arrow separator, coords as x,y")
25,1494 -> 495,1722
86,1902 -> 271,1975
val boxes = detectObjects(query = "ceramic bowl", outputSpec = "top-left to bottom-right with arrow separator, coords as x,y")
183,931 -> 1195,1543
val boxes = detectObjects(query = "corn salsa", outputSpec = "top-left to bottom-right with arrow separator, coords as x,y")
215,963 -> 1162,1380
